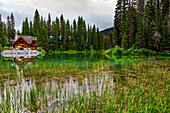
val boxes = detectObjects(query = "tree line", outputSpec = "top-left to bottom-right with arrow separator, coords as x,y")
113,0 -> 169,52
0,10 -> 112,52
21,9 -> 112,51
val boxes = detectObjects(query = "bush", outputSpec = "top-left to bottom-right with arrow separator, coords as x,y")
48,50 -> 53,53
3,46 -> 9,51
112,46 -> 124,55
160,51 -> 170,56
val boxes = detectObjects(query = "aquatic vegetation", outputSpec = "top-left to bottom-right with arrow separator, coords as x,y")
0,54 -> 169,112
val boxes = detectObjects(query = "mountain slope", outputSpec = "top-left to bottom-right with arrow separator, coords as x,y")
100,27 -> 114,36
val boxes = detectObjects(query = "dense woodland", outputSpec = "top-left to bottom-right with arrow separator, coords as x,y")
113,0 -> 169,51
0,0 -> 169,52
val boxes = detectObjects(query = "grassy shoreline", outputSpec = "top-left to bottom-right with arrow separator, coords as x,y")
0,58 -> 169,112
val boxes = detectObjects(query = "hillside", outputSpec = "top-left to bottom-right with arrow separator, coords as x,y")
100,27 -> 114,36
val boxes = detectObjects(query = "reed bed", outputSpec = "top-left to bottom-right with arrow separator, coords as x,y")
0,59 -> 169,112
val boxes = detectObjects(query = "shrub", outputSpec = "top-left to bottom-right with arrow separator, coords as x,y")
3,46 -> 9,51
48,50 -> 53,53
112,46 -> 124,55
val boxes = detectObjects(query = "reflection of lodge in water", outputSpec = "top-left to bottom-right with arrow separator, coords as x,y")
12,56 -> 36,68
11,56 -> 37,77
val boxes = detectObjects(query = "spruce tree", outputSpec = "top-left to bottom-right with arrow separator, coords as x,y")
73,19 -> 76,50
7,16 -> 12,42
0,14 -> 4,47
55,17 -> 60,50
147,20 -> 156,49
33,9 -> 41,46
42,21 -> 49,51
10,13 -> 15,38
24,17 -> 30,35
137,16 -> 145,48
109,29 -> 113,48
65,20 -> 70,50
47,13 -> 51,38
30,21 -> 33,36
60,14 -> 65,50
160,14 -> 170,51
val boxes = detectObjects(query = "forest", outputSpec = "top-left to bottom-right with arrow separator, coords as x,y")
0,0 -> 169,54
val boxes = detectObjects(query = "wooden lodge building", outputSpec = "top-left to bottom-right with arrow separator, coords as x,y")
12,35 -> 37,50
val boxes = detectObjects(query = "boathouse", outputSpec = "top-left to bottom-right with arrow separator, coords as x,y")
12,35 -> 37,50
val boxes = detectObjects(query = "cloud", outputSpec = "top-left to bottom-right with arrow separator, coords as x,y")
0,0 -> 117,31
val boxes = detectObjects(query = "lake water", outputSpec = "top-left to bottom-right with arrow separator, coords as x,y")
0,53 -> 169,112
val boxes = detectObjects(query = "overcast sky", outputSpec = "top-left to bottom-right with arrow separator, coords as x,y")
0,0 -> 117,31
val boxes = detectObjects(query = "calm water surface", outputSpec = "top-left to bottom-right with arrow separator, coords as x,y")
0,53 -> 169,112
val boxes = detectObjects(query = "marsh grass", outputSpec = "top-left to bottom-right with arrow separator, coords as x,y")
0,59 -> 169,112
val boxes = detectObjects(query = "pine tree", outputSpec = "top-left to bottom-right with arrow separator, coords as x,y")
55,17 -> 60,50
73,19 -> 76,50
82,20 -> 86,50
10,13 -> 15,38
137,16 -> 145,48
60,14 -> 65,50
7,16 -> 12,42
77,16 -> 83,50
30,21 -> 33,36
109,29 -> 113,48
0,14 -> 4,47
33,9 -> 41,46
65,20 -> 70,50
160,14 -> 170,51
147,20 -> 156,49
86,24 -> 91,50
161,0 -> 169,20
121,28 -> 128,49
97,27 -> 102,50
24,17 -> 30,35
113,0 -> 122,46
42,21 -> 49,51
92,25 -> 98,50
47,13 -> 51,38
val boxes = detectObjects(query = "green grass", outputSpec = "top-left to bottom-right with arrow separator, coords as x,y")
0,58 -> 169,112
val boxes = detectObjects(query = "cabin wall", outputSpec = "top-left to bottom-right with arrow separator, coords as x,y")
14,38 -> 36,50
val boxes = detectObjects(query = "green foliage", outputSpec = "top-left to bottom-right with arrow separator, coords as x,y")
29,87 -> 38,112
3,46 -> 9,51
48,50 -> 53,53
112,46 -> 124,55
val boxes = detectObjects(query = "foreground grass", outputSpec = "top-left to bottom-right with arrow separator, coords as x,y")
0,59 -> 169,112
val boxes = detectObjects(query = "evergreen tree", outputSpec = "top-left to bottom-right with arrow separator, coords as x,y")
73,19 -> 76,50
10,13 -> 15,38
161,0 -> 169,20
82,20 -> 86,50
33,9 -> 41,46
0,14 -> 4,47
92,25 -> 98,50
77,16 -> 83,50
7,16 -> 12,42
24,17 -> 30,35
55,17 -> 60,50
97,27 -> 102,50
160,14 -> 170,51
137,16 -> 145,48
86,24 -> 91,50
30,21 -> 33,36
109,29 -> 113,48
47,13 -> 51,38
147,20 -> 156,49
42,21 -> 49,51
65,20 -> 70,50
60,14 -> 65,50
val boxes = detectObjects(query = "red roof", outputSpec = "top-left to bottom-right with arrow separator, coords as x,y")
13,35 -> 36,45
